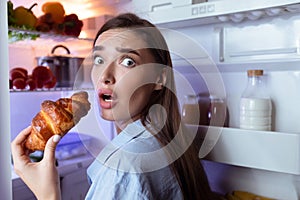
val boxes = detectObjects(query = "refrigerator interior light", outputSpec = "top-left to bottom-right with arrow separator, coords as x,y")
246,10 -> 264,20
144,0 -> 300,28
265,7 -> 283,16
230,13 -> 245,23
218,15 -> 230,22
218,6 -> 288,23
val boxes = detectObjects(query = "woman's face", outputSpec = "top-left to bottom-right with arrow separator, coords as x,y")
91,28 -> 163,130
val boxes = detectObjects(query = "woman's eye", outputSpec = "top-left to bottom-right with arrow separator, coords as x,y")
120,57 -> 135,68
94,56 -> 104,65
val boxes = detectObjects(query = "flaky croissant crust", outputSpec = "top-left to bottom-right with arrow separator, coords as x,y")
25,91 -> 91,151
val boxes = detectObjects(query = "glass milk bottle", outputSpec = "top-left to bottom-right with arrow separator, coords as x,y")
182,94 -> 200,125
239,69 -> 272,131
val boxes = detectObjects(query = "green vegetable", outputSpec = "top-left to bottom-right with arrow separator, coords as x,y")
13,3 -> 38,29
7,0 -> 16,26
8,29 -> 39,43
7,0 -> 40,43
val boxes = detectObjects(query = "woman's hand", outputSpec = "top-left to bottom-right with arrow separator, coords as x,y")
11,126 -> 62,200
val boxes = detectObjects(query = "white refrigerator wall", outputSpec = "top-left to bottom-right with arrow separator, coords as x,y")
162,10 -> 300,200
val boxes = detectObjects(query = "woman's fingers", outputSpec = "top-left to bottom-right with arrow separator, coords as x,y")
11,126 -> 33,176
43,135 -> 61,164
11,125 -> 31,155
11,125 -> 31,146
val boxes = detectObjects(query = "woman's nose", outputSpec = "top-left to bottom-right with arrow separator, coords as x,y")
100,63 -> 115,85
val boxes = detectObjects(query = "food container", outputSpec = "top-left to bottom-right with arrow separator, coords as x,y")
182,94 -> 200,125
36,45 -> 84,88
208,95 -> 229,127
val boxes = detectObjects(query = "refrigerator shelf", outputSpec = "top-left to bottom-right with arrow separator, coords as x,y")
9,87 -> 94,93
187,125 -> 300,175
8,27 -> 93,44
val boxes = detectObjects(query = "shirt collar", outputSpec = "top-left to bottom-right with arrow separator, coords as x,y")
121,119 -> 146,138
95,119 -> 147,163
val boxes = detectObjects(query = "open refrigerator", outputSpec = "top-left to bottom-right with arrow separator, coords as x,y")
118,0 -> 300,199
1,0 -> 300,199
5,1 -> 118,199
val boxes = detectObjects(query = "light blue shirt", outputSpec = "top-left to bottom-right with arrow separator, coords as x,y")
85,120 -> 183,200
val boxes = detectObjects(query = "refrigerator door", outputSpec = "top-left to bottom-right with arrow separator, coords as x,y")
1,1 -> 12,199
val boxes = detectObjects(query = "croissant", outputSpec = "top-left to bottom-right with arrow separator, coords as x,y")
25,91 -> 91,151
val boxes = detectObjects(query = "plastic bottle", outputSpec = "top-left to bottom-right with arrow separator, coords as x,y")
208,95 -> 229,127
182,94 -> 200,125
239,69 -> 272,131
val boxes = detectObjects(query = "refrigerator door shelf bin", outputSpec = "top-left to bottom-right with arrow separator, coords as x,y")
187,125 -> 300,175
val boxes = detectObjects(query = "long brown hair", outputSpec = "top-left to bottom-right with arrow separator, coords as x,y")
94,13 -> 217,200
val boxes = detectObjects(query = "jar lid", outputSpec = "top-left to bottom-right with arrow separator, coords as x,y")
209,95 -> 224,101
185,94 -> 198,98
247,69 -> 263,76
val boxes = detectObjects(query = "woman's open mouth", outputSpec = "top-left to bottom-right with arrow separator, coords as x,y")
98,89 -> 116,109
102,94 -> 112,102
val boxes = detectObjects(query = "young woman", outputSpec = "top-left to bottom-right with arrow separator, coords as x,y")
11,13 -> 218,200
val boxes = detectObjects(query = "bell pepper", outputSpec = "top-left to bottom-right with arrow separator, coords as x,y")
63,14 -> 83,37
35,13 -> 53,32
42,2 -> 65,23
13,3 -> 37,29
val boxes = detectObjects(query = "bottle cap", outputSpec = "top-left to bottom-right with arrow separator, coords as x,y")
185,94 -> 197,98
185,94 -> 198,100
247,69 -> 263,76
209,95 -> 223,101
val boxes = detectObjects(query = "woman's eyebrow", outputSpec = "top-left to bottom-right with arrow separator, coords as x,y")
93,45 -> 104,52
116,47 -> 140,56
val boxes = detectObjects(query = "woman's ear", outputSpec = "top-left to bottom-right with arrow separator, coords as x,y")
154,68 -> 167,90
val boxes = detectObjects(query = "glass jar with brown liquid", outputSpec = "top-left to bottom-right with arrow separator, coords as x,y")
207,95 -> 229,127
182,94 -> 200,125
